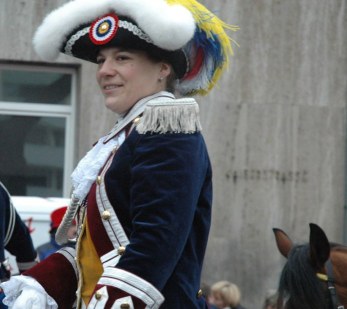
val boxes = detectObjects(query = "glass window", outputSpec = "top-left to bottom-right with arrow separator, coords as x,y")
0,63 -> 76,197
0,69 -> 72,105
0,115 -> 66,196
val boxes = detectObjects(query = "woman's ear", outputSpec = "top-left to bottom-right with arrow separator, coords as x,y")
159,62 -> 172,79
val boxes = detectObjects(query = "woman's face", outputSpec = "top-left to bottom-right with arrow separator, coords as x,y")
96,47 -> 170,114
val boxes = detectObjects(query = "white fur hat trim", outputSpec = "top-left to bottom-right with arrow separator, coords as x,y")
33,0 -> 196,61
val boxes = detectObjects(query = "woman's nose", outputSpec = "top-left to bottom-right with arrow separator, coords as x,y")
98,58 -> 116,77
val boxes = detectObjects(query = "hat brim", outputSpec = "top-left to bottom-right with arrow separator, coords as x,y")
62,16 -> 188,78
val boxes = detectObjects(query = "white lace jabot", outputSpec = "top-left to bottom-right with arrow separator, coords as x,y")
70,131 -> 125,201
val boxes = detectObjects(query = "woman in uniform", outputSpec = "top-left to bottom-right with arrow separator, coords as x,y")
1,0 -> 237,308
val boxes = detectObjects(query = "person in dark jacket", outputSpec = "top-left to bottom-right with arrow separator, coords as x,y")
0,182 -> 38,308
0,182 -> 38,280
1,0 -> 238,308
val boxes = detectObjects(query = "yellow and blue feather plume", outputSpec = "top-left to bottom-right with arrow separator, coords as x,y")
167,0 -> 239,95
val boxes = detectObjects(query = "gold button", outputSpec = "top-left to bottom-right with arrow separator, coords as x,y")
101,210 -> 111,220
95,291 -> 102,300
117,246 -> 126,255
197,289 -> 203,298
96,176 -> 102,185
120,304 -> 130,309
133,117 -> 141,124
99,22 -> 109,34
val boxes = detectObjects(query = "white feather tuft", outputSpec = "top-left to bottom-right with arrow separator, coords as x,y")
132,1 -> 196,50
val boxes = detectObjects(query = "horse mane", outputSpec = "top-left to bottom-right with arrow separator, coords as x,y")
278,244 -> 330,309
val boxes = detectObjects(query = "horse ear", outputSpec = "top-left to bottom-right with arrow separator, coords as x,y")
309,223 -> 330,269
273,228 -> 293,258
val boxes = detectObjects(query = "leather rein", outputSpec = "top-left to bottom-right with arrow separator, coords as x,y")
316,259 -> 345,309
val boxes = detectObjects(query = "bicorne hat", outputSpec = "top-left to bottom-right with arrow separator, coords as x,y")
33,0 -> 238,95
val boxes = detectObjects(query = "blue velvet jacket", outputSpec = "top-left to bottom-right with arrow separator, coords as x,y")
24,96 -> 212,308
107,129 -> 212,308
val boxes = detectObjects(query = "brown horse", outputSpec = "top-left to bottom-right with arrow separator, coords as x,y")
273,223 -> 347,309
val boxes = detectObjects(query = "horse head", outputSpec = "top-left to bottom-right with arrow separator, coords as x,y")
273,223 -> 347,309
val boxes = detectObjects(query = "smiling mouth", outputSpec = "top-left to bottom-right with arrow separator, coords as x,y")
104,85 -> 122,90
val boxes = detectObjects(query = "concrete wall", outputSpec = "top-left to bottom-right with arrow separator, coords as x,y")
1,0 -> 347,308
199,1 -> 347,307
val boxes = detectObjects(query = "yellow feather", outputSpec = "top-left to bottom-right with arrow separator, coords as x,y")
166,0 -> 239,95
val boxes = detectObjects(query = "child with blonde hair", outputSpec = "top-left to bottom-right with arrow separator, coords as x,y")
210,280 -> 247,309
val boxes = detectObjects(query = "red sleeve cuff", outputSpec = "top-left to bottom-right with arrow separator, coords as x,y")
23,247 -> 77,309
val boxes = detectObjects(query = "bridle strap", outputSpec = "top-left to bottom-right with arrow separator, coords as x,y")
317,259 -> 345,309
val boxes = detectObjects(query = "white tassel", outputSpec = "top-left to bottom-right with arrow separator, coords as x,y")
136,98 -> 202,134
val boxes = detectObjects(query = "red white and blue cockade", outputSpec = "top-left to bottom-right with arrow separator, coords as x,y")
89,13 -> 119,45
